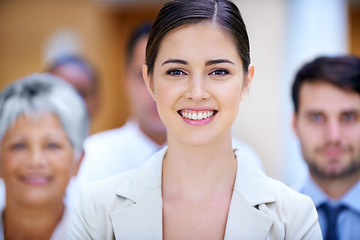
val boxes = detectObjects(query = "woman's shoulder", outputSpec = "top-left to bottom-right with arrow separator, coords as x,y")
68,150 -> 165,239
265,176 -> 316,214
84,170 -> 136,199
234,156 -> 321,238
78,147 -> 166,207
235,151 -> 311,206
236,156 -> 315,217
259,177 -> 321,238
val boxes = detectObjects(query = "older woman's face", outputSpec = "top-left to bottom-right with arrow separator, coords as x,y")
0,112 -> 80,207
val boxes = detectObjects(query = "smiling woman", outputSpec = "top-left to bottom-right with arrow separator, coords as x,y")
145,22 -> 247,146
0,74 -> 89,240
67,0 -> 322,239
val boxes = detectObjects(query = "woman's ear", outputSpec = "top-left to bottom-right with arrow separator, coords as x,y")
142,64 -> 156,100
241,64 -> 254,100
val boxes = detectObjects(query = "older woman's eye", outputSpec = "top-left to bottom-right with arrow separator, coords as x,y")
210,69 -> 229,76
166,69 -> 185,76
10,142 -> 26,150
46,143 -> 61,150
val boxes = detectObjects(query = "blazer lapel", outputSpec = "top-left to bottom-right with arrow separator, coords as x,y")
110,148 -> 167,240
110,187 -> 163,240
224,191 -> 273,239
224,149 -> 277,239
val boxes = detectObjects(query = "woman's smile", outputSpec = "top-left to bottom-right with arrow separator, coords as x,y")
19,173 -> 52,186
178,108 -> 218,126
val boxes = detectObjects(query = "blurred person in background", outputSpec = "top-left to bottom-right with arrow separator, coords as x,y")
81,23 -> 167,182
0,74 -> 89,239
67,23 -> 167,195
46,54 -> 100,120
292,55 -> 360,240
44,54 -> 100,209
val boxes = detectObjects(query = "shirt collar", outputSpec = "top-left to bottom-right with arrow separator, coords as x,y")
341,179 -> 360,214
303,176 -> 329,207
304,176 -> 360,214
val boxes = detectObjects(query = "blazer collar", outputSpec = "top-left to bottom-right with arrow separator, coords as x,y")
111,148 -> 166,239
114,147 -> 166,202
111,147 -> 275,239
224,150 -> 276,238
234,149 -> 276,206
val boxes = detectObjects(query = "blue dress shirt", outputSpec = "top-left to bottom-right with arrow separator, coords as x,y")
302,176 -> 360,240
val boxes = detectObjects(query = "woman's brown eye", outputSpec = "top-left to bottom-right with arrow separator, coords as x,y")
211,69 -> 229,76
167,69 -> 184,76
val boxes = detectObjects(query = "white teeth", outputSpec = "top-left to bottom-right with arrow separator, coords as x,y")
192,113 -> 197,120
181,110 -> 215,120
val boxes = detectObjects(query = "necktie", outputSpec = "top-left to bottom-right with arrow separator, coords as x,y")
321,203 -> 346,240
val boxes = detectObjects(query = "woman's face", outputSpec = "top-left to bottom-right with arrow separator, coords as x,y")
143,22 -> 254,146
0,112 -> 81,207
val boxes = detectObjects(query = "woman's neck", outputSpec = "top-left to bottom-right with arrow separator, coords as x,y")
3,201 -> 64,240
162,136 -> 237,239
163,135 -> 237,198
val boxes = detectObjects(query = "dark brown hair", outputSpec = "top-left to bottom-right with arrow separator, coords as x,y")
292,55 -> 360,113
126,22 -> 152,65
145,0 -> 250,75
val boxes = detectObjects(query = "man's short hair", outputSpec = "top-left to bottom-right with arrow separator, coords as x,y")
292,55 -> 360,113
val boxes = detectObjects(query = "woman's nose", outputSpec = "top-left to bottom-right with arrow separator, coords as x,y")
28,147 -> 46,167
185,74 -> 210,101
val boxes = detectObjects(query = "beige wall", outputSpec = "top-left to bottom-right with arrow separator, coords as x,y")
350,2 -> 360,56
232,0 -> 287,180
0,0 -> 160,134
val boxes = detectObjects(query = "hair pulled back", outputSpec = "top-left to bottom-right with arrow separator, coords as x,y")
146,0 -> 250,75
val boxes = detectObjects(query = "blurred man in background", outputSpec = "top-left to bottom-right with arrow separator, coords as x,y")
292,55 -> 360,240
80,23 -> 167,181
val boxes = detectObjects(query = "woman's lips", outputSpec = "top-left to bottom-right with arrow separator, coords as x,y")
178,109 -> 217,120
20,175 -> 51,185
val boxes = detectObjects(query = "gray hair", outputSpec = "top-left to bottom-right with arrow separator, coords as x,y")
0,73 -> 89,157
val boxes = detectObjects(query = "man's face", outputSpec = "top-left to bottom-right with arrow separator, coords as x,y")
126,35 -> 166,142
293,81 -> 360,180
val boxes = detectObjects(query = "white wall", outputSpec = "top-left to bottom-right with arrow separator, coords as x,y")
232,0 -> 348,188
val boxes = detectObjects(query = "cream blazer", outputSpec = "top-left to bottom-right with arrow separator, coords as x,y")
67,147 -> 322,240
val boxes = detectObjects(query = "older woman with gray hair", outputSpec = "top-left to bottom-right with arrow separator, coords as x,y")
0,74 -> 89,239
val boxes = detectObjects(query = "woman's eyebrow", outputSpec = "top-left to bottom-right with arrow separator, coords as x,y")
161,58 -> 235,66
205,59 -> 235,66
162,59 -> 188,66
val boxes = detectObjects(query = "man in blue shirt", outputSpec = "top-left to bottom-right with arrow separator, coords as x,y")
291,55 -> 360,240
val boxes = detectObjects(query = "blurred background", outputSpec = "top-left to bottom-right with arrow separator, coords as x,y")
0,0 -> 359,188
